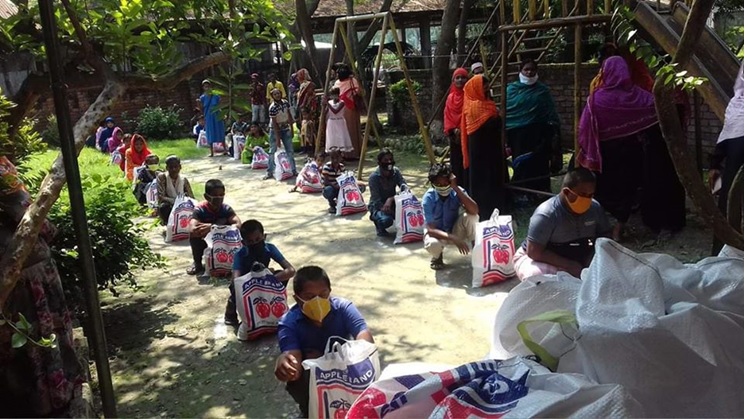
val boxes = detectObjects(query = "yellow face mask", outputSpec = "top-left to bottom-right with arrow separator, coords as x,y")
566,189 -> 592,214
297,296 -> 331,323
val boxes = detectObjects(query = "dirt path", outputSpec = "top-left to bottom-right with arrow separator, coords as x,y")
103,154 -> 516,418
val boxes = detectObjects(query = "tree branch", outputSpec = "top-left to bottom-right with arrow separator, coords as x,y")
357,0 -> 395,53
308,0 -> 321,16
59,0 -> 93,59
122,51 -> 231,90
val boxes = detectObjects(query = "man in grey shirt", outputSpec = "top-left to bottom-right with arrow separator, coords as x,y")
514,168 -> 612,280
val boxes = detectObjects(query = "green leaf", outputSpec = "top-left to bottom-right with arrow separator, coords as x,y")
16,313 -> 31,332
11,332 -> 27,348
664,73 -> 674,85
675,71 -> 688,77
282,50 -> 293,61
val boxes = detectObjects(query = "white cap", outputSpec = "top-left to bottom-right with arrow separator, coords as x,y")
470,62 -> 484,72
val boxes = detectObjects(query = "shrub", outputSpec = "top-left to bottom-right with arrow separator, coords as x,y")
0,93 -> 47,164
40,114 -> 61,147
388,79 -> 422,105
135,105 -> 182,139
48,171 -> 165,304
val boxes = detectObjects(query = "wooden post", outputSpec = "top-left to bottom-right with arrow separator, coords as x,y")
315,20 -> 340,154
388,16 -> 436,164
562,0 -> 569,17
500,30 -> 508,156
500,0 -> 506,24
513,0 -> 521,23
573,23 -> 581,155
419,17 -> 432,69
544,0 -> 550,19
587,0 -> 593,15
529,0 -> 537,21
357,14 -> 390,178
604,0 -> 611,14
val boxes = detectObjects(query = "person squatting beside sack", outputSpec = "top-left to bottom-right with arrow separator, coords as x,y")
367,149 -> 408,237
156,156 -> 195,226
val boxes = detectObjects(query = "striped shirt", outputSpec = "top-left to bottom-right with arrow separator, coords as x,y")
321,162 -> 345,186
269,100 -> 292,126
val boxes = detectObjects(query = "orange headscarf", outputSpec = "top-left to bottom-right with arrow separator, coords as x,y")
460,75 -> 499,168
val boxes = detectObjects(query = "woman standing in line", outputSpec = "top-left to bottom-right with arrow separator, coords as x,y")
197,79 -> 226,157
443,67 -> 469,188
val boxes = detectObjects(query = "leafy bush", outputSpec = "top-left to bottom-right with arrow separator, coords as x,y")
40,114 -> 61,147
135,105 -> 183,140
0,92 -> 47,164
388,79 -> 422,105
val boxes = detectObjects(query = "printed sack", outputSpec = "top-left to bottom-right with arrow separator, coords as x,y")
393,191 -> 424,244
233,134 -> 246,160
347,357 -> 642,418
203,225 -> 243,277
196,130 -> 209,148
234,263 -> 287,341
251,146 -> 269,169
335,172 -> 367,216
145,179 -> 158,209
296,162 -> 323,193
110,150 -> 123,166
274,150 -> 293,181
165,195 -> 197,243
303,338 -> 381,419
213,141 -> 226,154
472,208 -> 516,287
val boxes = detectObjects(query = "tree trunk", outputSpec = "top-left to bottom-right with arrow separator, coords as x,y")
431,0 -> 460,125
457,0 -> 474,62
295,0 -> 321,78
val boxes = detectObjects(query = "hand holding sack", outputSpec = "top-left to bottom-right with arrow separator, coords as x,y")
145,179 -> 158,209
393,191 -> 424,244
303,338 -> 381,419
274,150 -> 294,181
251,146 -> 269,169
234,263 -> 287,341
335,172 -> 367,216
472,209 -> 516,287
203,225 -> 243,277
165,195 -> 198,242
233,134 -> 246,160
296,162 -> 323,193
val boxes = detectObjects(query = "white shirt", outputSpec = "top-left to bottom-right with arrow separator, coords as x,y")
718,62 -> 744,144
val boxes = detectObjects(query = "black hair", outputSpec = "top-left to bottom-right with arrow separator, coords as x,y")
248,122 -> 265,136
329,148 -> 343,160
315,150 -> 327,160
164,155 -> 181,167
240,219 -> 264,237
293,266 -> 331,295
334,63 -> 352,80
428,163 -> 452,183
562,167 -> 596,189
377,148 -> 393,164
329,86 -> 341,95
520,57 -> 537,70
145,154 -> 160,163
204,179 -> 225,195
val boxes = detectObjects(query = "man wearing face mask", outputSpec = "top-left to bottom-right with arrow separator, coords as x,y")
505,58 -> 561,199
275,266 -> 374,417
422,164 -> 480,270
513,168 -> 612,280
367,149 -> 409,237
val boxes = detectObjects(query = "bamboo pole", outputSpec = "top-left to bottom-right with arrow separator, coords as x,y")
604,0 -> 611,14
513,0 -> 521,23
388,16 -> 436,164
500,30 -> 508,159
336,12 -> 391,23
544,0 -> 550,18
573,23 -> 581,155
356,14 -> 390,178
500,0 -> 506,24
587,0 -> 593,15
315,20 -> 340,155
562,0 -> 569,17
529,0 -> 537,21
498,14 -> 610,31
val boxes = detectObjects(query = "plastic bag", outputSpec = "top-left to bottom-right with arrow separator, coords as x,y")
203,225 -> 243,277
393,192 -> 424,244
335,172 -> 367,216
233,134 -> 246,160
165,195 -> 197,243
145,179 -> 158,209
472,208 -> 516,287
251,146 -> 269,169
213,141 -> 226,154
196,131 -> 208,148
296,162 -> 323,193
234,262 -> 287,341
303,338 -> 381,419
110,150 -> 122,166
348,357 -> 642,418
274,150 -> 293,181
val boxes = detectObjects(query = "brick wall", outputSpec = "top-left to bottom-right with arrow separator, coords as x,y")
385,63 -> 723,154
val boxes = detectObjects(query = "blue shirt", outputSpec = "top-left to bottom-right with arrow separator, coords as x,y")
192,202 -> 236,225
232,243 -> 285,276
422,187 -> 466,233
368,167 -> 408,212
278,297 -> 368,357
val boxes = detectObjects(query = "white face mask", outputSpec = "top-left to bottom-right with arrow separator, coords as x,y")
519,73 -> 539,85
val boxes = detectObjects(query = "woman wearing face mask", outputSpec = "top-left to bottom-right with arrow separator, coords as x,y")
275,266 -> 374,418
422,163 -> 480,270
124,134 -> 152,182
443,68 -> 469,188
578,56 -> 685,241
513,168 -> 612,280
505,58 -> 561,199
461,74 -> 507,221
367,149 -> 409,237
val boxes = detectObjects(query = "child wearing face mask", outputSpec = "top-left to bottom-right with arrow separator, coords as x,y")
422,163 -> 480,270
513,168 -> 612,280
274,266 -> 374,418
156,155 -> 195,225
187,179 -> 241,277
226,220 -> 296,327
367,148 -> 408,237
132,154 -> 161,206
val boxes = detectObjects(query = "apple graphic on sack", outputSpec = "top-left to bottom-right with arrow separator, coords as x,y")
253,297 -> 271,318
270,297 -> 287,318
491,244 -> 510,265
215,251 -> 229,264
330,400 -> 351,419
179,217 -> 189,228
416,211 -> 424,226
407,212 -> 418,227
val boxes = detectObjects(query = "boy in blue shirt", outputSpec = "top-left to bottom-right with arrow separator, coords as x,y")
187,179 -> 241,277
227,220 -> 295,326
274,266 -> 374,417
422,163 -> 480,270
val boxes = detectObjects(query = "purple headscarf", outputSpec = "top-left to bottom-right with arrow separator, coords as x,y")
577,56 -> 658,172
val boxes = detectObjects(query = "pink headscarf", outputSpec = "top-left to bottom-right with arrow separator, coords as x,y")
577,56 -> 658,172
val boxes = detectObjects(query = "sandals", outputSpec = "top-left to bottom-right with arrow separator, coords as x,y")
186,264 -> 205,276
430,255 -> 444,270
